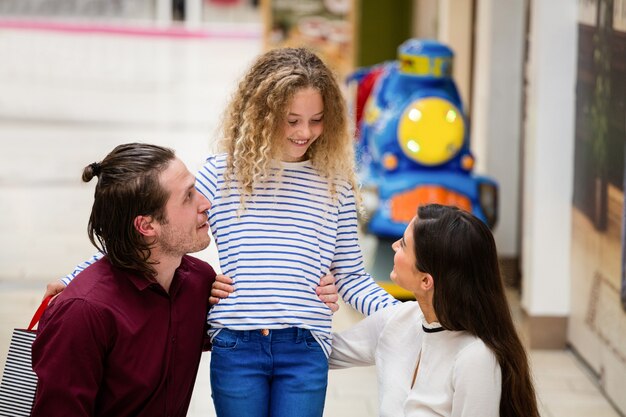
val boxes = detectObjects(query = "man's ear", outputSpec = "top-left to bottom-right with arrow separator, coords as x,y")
134,215 -> 156,237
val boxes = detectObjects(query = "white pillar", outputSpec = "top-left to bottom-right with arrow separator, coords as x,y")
521,0 -> 576,331
437,0 -> 474,113
470,0 -> 526,257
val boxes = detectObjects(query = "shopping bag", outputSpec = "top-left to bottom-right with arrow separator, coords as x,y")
0,296 -> 52,417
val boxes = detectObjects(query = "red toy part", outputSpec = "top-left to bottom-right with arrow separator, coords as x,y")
354,66 -> 384,128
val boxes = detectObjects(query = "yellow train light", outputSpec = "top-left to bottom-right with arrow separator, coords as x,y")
397,97 -> 465,166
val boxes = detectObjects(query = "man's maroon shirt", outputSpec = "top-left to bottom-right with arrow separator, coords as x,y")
32,255 -> 215,417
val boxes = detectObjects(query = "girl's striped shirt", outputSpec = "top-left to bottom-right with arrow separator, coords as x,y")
195,154 -> 397,356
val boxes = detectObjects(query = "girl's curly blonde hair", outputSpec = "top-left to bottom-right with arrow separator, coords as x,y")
218,47 -> 359,208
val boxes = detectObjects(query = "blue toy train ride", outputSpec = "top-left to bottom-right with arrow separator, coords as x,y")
350,38 -> 498,239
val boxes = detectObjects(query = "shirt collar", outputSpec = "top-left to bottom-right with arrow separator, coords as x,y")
421,319 -> 444,333
122,256 -> 191,295
124,269 -> 156,292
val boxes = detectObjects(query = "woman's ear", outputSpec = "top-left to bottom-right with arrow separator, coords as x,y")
134,215 -> 156,237
421,273 -> 434,292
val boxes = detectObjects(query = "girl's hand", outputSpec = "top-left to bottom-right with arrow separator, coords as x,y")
43,280 -> 66,301
209,274 -> 234,305
317,274 -> 339,313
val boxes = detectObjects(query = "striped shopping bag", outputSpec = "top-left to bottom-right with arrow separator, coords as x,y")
0,296 -> 52,417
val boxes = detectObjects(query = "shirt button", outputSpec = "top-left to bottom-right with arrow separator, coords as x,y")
260,329 -> 270,336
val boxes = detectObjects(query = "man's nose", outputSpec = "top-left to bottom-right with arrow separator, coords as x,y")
197,191 -> 211,213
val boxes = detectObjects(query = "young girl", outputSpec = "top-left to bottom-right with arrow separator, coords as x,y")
54,48 -> 397,417
196,47 -> 397,417
329,204 -> 540,417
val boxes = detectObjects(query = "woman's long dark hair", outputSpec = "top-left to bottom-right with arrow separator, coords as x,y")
413,204 -> 539,417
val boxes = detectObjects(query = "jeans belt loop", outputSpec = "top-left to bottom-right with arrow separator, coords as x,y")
242,330 -> 250,342
296,327 -> 304,343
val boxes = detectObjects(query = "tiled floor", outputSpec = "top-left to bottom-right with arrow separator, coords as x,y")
0,22 -> 622,417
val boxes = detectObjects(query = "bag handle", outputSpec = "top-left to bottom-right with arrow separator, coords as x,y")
27,295 -> 54,331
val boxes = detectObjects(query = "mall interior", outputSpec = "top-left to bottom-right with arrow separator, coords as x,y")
0,0 -> 625,416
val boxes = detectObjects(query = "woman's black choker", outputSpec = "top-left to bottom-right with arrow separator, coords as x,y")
422,325 -> 445,333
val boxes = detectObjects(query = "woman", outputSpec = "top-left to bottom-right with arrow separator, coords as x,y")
329,204 -> 539,417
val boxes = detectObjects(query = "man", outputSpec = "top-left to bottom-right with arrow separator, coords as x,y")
32,143 -> 216,417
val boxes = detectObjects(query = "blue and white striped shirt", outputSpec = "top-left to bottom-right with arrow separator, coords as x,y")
63,153 -> 398,357
196,154 -> 397,356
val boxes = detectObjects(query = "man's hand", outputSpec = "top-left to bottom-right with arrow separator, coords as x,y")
317,274 -> 339,313
209,274 -> 234,305
43,280 -> 66,301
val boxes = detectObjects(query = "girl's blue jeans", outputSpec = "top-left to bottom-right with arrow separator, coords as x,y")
209,327 -> 328,417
